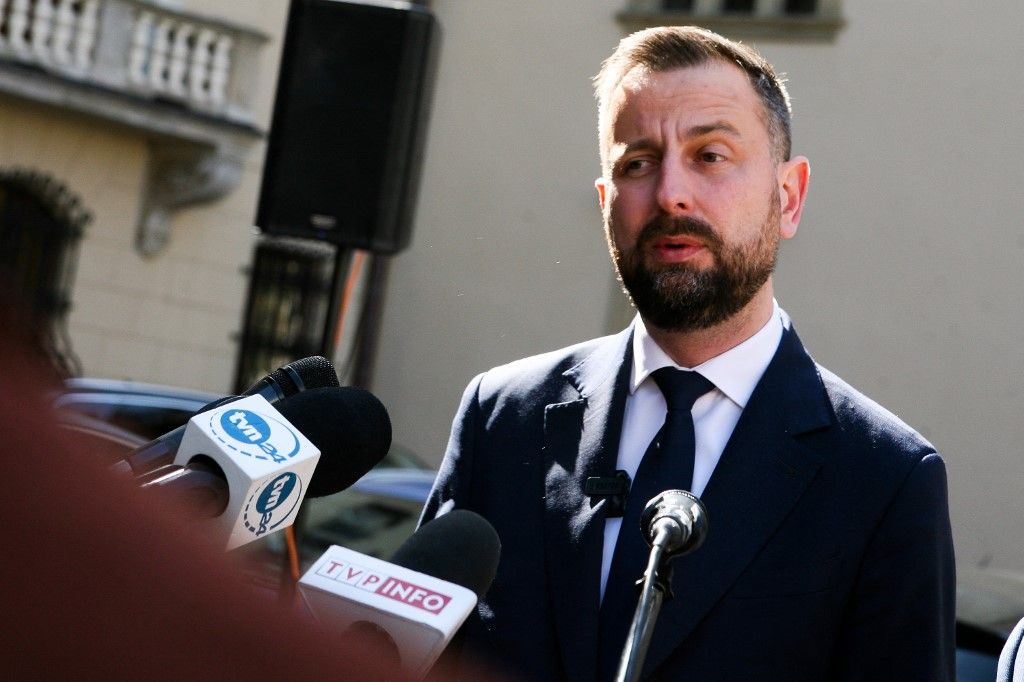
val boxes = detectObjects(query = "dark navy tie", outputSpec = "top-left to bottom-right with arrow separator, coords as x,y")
597,367 -> 715,678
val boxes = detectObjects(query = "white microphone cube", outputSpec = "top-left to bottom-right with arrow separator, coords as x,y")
175,394 -> 320,550
299,545 -> 477,678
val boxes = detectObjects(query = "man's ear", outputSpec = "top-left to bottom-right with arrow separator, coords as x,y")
595,177 -> 607,211
777,156 -> 810,240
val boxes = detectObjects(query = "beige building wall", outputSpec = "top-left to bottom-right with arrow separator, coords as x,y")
372,0 -> 627,460
0,100 -> 148,375
759,0 -> 1024,572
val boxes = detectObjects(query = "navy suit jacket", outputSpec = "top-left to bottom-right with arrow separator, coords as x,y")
421,322 -> 956,681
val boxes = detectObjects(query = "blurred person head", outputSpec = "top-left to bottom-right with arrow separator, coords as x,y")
0,291 -> 465,680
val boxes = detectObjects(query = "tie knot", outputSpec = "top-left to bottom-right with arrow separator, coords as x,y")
651,367 -> 715,412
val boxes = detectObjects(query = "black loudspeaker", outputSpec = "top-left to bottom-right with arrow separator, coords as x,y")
256,0 -> 438,254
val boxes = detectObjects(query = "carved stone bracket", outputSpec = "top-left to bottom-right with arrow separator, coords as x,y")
0,0 -> 268,256
0,58 -> 263,256
137,138 -> 246,256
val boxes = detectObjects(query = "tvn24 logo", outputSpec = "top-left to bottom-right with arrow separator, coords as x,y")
209,408 -> 302,463
206,405 -> 307,538
242,471 -> 303,537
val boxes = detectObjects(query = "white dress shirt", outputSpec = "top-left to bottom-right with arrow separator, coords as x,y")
599,301 -> 785,600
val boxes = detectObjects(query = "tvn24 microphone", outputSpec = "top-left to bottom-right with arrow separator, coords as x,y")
142,386 -> 391,550
120,356 -> 339,477
298,510 -> 501,679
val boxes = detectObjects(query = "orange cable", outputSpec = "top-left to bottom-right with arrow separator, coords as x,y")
282,251 -> 366,592
333,250 -> 367,350
285,525 -> 301,582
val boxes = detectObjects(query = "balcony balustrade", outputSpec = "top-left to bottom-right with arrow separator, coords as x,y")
619,0 -> 845,41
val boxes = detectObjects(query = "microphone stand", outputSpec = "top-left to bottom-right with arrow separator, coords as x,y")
614,520 -> 676,682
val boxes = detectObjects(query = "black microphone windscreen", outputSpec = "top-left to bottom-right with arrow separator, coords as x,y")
273,386 -> 391,498
391,510 -> 501,599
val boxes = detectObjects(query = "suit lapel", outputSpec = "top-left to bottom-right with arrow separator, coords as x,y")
543,327 -> 633,682
640,325 -> 833,676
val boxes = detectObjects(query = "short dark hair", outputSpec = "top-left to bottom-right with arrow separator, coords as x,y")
594,26 -> 792,167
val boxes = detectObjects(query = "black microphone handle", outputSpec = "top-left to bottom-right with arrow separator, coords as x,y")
140,460 -> 229,519
124,395 -> 239,476
124,424 -> 186,476
247,375 -> 286,403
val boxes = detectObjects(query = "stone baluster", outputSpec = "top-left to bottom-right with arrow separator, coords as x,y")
148,16 -> 172,91
208,33 -> 231,107
129,11 -> 153,86
0,0 -> 8,48
74,0 -> 99,71
31,0 -> 55,64
9,0 -> 32,56
167,21 -> 192,97
189,27 -> 216,104
756,0 -> 786,17
52,0 -> 77,66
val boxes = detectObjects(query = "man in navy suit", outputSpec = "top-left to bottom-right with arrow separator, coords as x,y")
421,26 -> 955,681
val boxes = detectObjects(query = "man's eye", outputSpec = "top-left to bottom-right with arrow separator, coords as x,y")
700,152 -> 725,163
622,158 -> 653,175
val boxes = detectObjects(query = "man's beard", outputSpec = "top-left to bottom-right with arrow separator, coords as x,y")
608,195 -> 781,333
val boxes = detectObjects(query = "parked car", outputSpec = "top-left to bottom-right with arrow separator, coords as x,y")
51,378 -> 1019,679
53,378 -> 221,440
955,566 -> 1024,678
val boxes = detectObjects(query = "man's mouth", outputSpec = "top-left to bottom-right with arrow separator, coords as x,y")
650,237 -> 706,263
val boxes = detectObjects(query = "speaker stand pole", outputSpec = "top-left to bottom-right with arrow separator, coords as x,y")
282,242 -> 352,568
319,245 -> 354,360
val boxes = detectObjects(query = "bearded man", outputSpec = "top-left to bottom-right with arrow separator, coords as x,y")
421,26 -> 954,681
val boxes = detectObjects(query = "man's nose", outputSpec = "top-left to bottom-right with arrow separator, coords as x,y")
656,160 -> 694,215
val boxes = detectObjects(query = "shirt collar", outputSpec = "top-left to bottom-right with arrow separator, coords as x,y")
630,300 -> 785,409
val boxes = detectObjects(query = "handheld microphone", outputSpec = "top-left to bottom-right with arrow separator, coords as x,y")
142,387 -> 392,548
298,510 -> 500,679
120,356 -> 339,477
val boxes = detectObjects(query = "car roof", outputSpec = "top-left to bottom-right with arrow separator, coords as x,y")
60,378 -> 220,403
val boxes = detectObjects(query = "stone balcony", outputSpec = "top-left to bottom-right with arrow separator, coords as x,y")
0,0 -> 269,254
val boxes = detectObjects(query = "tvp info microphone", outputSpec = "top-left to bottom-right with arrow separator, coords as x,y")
298,510 -> 500,678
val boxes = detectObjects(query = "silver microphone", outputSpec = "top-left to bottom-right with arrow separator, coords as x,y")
639,489 -> 709,558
